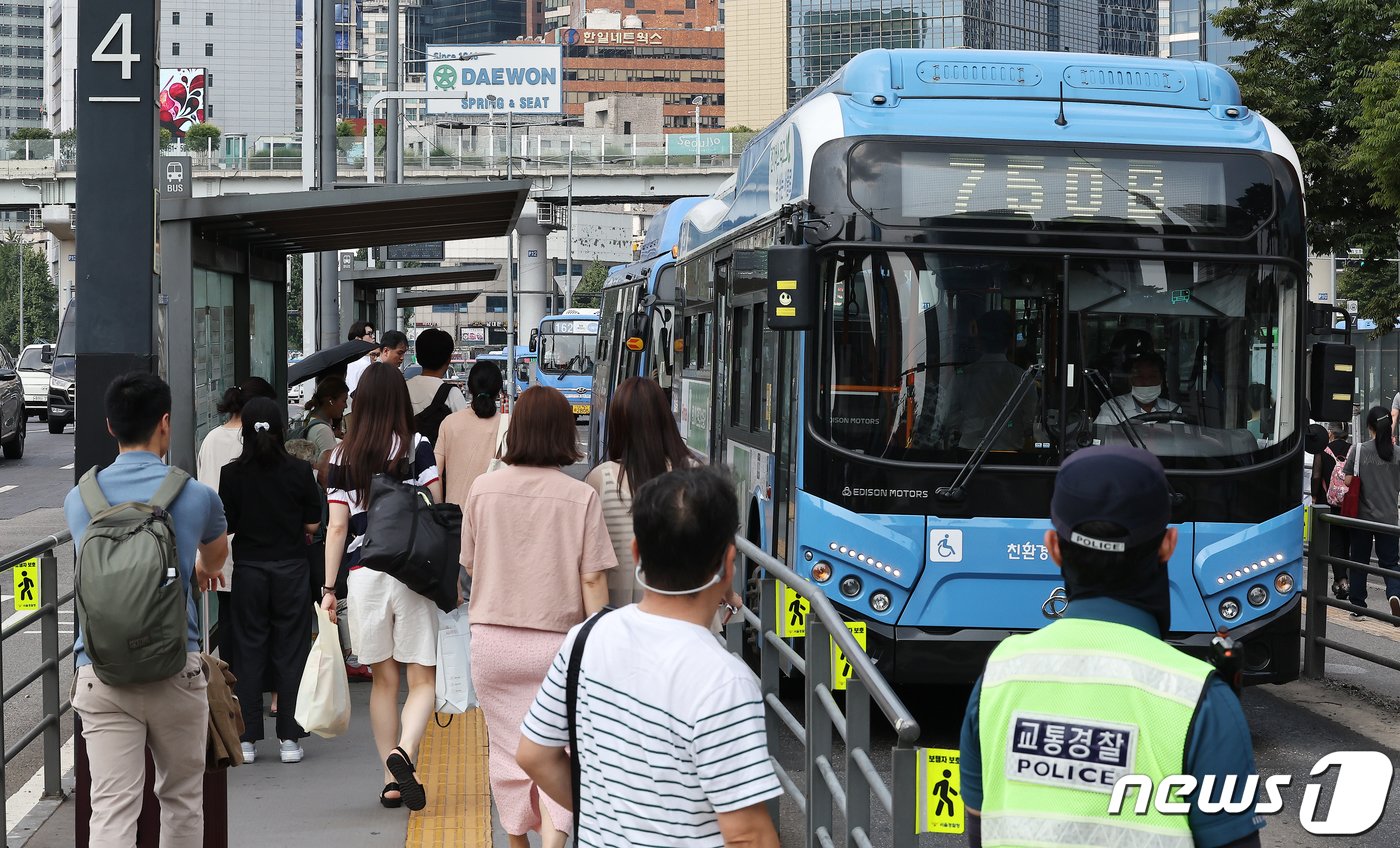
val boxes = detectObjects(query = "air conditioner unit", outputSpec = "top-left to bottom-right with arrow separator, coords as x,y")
536,202 -> 557,227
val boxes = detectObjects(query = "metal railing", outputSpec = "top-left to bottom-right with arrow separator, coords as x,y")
1304,504 -> 1400,677
0,531 -> 74,842
0,133 -> 753,174
729,536 -> 921,848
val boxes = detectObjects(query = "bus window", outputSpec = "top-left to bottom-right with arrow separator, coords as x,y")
730,305 -> 753,429
697,313 -> 709,370
758,304 -> 775,431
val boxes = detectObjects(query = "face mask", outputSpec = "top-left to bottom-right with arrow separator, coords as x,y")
1131,385 -> 1162,406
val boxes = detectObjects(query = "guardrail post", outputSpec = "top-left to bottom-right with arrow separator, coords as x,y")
891,744 -> 918,848
846,677 -> 871,848
1304,505 -> 1330,679
758,577 -> 781,826
40,547 -> 62,798
0,592 -> 8,843
806,617 -> 833,843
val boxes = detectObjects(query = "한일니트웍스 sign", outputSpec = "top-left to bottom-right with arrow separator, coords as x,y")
427,44 -> 563,116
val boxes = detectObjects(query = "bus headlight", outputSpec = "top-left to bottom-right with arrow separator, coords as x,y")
1247,585 -> 1269,607
839,576 -> 862,598
811,561 -> 833,583
1274,572 -> 1295,594
1219,599 -> 1241,621
870,591 -> 891,613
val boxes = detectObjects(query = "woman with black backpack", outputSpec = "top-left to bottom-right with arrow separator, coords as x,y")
321,363 -> 443,810
217,397 -> 324,765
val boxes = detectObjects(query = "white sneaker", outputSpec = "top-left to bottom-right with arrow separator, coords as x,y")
279,739 -> 304,764
240,742 -> 255,764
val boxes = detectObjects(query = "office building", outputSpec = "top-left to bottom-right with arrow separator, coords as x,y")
1158,0 -> 1251,67
422,0 -> 524,45
43,0 -> 75,134
1,1 -> 46,138
162,2 -> 296,150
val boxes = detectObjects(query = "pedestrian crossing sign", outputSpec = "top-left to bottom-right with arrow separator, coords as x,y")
915,747 -> 964,834
830,620 -> 867,692
13,559 -> 38,612
778,582 -> 809,638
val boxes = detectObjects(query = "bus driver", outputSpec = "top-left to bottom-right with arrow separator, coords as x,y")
1095,354 -> 1181,425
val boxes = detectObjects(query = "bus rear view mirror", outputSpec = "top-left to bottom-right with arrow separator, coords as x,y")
41,344 -> 52,364
528,329 -> 539,353
624,311 -> 651,351
767,245 -> 817,331
1310,342 -> 1356,423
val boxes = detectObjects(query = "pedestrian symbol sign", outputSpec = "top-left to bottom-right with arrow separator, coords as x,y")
915,747 -> 964,834
830,620 -> 867,691
13,559 -> 38,611
777,582 -> 809,638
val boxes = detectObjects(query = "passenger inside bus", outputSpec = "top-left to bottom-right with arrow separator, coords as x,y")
940,310 -> 1037,451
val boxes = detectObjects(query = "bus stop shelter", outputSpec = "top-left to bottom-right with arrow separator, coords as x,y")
159,180 -> 529,471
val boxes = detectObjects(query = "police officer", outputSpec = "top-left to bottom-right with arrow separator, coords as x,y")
959,445 -> 1264,848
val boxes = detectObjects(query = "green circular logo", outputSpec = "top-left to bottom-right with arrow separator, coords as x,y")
433,65 -> 458,91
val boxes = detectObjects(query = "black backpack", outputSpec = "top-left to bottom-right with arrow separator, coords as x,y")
414,384 -> 454,446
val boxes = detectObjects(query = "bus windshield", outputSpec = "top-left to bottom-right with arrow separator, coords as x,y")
816,250 -> 1298,469
539,323 -> 598,377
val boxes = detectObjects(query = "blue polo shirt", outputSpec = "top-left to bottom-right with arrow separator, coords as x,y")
65,451 -> 227,667
958,597 -> 1264,847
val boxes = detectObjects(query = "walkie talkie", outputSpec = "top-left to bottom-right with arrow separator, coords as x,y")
1210,628 -> 1244,696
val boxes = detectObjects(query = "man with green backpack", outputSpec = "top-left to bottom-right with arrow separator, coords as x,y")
65,372 -> 230,846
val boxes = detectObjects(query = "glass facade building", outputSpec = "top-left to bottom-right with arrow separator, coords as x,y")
1158,0 -> 1252,67
0,1 -> 47,137
419,0 -> 524,46
788,1 -> 1158,104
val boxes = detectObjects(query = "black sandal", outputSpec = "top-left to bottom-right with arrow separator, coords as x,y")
380,782 -> 403,808
386,747 -> 426,811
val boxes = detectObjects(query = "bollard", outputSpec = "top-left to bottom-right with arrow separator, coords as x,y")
758,578 -> 782,826
1304,505 -> 1330,679
40,548 -> 62,798
846,677 -> 872,846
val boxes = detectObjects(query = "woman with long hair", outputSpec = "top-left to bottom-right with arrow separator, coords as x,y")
217,397 -> 323,764
1343,406 -> 1400,621
462,386 -> 615,848
435,361 -> 508,508
585,376 -> 694,606
320,363 -> 443,810
295,376 -> 349,464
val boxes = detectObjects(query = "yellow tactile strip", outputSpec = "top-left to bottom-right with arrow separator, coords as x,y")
407,709 -> 493,847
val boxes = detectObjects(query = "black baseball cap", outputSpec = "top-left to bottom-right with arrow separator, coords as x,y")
1051,445 -> 1170,552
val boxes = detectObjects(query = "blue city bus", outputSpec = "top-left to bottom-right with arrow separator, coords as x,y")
531,311 -> 599,420
477,345 -> 534,399
589,196 -> 706,461
670,49 -> 1321,685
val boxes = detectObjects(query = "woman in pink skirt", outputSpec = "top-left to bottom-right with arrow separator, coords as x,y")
462,386 -> 615,848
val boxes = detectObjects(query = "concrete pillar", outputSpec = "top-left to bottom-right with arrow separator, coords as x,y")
516,201 -> 553,337
40,206 -> 76,311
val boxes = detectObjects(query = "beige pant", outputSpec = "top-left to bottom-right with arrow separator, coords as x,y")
73,652 -> 209,848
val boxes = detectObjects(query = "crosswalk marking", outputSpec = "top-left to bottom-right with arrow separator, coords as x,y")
0,485 -> 16,494
61,463 -> 74,470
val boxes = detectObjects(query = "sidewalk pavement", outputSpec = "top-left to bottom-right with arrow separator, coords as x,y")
20,677 -> 510,847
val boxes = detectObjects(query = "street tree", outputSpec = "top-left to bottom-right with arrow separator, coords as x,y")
1217,0 -> 1400,327
0,236 -> 58,354
183,122 -> 222,154
571,261 -> 608,308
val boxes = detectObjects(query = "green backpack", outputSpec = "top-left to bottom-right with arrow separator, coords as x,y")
75,466 -> 191,686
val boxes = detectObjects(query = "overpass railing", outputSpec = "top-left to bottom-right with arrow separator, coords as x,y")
3,133 -> 756,174
0,531 -> 74,842
1304,505 -> 1400,678
729,536 -> 921,848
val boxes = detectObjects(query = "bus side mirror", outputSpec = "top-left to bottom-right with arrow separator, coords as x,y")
1310,342 -> 1356,422
624,311 -> 651,352
767,244 -> 817,331
41,344 -> 52,364
528,329 -> 539,353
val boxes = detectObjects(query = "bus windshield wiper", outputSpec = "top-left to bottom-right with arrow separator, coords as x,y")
934,364 -> 1042,503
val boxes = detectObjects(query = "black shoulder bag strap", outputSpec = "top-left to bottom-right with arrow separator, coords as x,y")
431,382 -> 453,409
567,606 -> 615,842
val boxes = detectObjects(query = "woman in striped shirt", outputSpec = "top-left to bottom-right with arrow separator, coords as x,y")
584,377 -> 695,607
321,363 -> 443,811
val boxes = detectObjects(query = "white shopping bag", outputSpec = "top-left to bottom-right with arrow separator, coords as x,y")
435,607 -> 476,714
295,603 -> 351,738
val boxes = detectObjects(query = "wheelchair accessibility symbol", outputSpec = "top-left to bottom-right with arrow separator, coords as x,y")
929,529 -> 962,563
